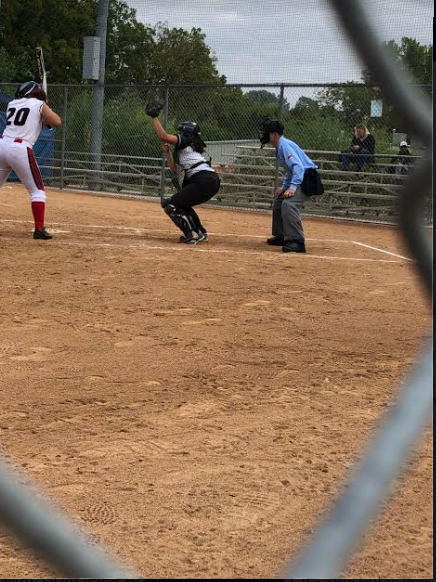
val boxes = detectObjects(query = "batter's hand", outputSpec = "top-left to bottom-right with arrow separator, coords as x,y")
161,142 -> 170,153
283,188 -> 296,198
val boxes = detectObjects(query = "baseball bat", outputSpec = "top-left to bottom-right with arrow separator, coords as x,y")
36,47 -> 48,96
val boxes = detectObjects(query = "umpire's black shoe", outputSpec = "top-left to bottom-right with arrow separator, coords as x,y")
267,236 -> 284,246
33,228 -> 53,240
282,241 -> 306,253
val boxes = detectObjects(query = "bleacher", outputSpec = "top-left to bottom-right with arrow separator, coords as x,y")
212,146 -> 431,224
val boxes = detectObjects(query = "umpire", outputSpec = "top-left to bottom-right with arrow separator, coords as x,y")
259,120 -> 324,253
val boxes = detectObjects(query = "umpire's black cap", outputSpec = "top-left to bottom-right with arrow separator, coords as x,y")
261,119 -> 284,134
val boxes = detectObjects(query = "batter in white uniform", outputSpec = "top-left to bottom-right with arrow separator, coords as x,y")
0,81 -> 62,239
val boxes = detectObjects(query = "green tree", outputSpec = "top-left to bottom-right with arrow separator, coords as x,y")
0,1 -> 224,86
0,47 -> 20,83
0,0 -> 97,83
294,96 -> 319,110
247,89 -> 291,113
247,90 -> 280,105
102,89 -> 160,157
164,85 -> 281,141
148,24 -> 223,85
104,1 -> 155,83
317,83 -> 378,124
65,87 -> 160,157
65,89 -> 93,152
284,101 -> 348,150
315,38 -> 432,145
364,37 -> 433,85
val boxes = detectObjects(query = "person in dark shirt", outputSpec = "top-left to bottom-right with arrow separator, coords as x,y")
340,124 -> 376,171
387,141 -> 415,175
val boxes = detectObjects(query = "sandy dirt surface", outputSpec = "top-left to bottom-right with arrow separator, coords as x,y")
0,184 -> 432,578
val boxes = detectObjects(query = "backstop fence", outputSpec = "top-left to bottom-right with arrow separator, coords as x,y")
0,0 -> 433,577
0,81 -> 432,224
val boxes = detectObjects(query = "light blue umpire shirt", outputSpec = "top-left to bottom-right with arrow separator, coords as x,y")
276,135 -> 318,191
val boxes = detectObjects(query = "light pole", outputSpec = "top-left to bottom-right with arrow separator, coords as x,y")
0,1 -> 3,44
90,0 -> 109,189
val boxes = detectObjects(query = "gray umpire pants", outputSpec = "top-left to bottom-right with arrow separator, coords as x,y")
272,186 -> 309,243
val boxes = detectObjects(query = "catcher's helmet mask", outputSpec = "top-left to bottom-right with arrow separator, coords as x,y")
177,121 -> 204,149
258,119 -> 284,148
15,81 -> 42,100
178,121 -> 200,139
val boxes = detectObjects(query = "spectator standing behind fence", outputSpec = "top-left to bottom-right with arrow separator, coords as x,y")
259,120 -> 324,254
339,124 -> 375,172
388,141 -> 415,175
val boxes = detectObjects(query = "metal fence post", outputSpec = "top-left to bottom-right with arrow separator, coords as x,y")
159,86 -> 170,199
59,86 -> 68,190
273,84 -> 285,199
90,0 -> 109,191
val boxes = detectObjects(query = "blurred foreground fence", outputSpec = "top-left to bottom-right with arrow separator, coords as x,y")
0,0 -> 433,578
0,81 -> 432,223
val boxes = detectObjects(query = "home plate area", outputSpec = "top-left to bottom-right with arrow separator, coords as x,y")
0,185 -> 431,579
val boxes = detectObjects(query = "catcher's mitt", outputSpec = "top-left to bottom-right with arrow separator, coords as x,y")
145,101 -> 164,118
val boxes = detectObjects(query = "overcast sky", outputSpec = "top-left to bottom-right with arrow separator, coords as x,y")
127,0 -> 433,84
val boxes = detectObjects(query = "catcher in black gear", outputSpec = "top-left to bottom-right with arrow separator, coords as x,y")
146,102 -> 221,244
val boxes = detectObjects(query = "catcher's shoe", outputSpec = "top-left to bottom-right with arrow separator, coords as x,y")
179,232 -> 199,244
195,231 -> 209,243
33,228 -> 52,240
267,236 -> 284,246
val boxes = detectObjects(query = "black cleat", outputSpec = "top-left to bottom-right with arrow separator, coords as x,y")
179,233 -> 200,244
33,228 -> 53,240
267,236 -> 284,246
282,241 -> 306,253
195,231 -> 209,243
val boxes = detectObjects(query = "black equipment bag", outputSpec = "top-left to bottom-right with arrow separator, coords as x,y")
301,168 -> 324,196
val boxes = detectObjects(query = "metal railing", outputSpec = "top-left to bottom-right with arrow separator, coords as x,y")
31,145 -> 431,224
1,77 -> 431,223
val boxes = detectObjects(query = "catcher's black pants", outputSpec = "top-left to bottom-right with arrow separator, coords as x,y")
170,171 -> 220,209
168,171 -> 220,233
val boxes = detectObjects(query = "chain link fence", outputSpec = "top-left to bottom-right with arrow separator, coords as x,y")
0,81 -> 432,222
0,0 -> 432,577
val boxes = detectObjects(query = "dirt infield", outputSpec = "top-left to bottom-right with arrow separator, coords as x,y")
0,184 -> 432,578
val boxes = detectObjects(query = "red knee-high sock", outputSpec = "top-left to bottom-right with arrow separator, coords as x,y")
31,202 -> 45,230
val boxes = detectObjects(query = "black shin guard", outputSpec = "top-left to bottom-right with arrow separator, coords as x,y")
164,204 -> 196,236
186,208 -> 206,233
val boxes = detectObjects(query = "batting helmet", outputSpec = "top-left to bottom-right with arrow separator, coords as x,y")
15,81 -> 42,100
178,121 -> 201,138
